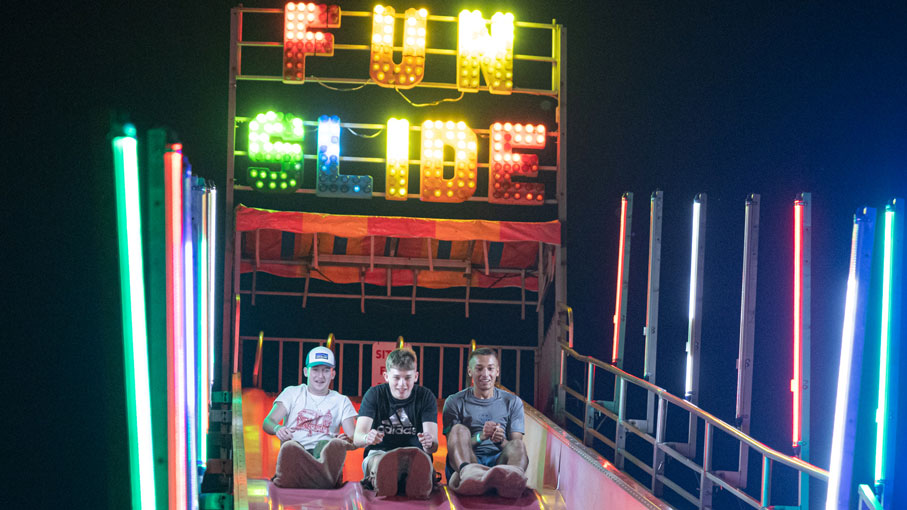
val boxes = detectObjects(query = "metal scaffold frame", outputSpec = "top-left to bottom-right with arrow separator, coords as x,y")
220,7 -> 568,420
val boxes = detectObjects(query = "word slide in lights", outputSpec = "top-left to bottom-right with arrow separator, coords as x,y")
282,3 -> 519,95
248,111 -> 304,192
283,2 -> 341,84
420,120 -> 478,202
385,118 -> 410,200
317,115 -> 373,198
245,112 -> 550,204
370,6 -> 427,88
490,122 -> 546,204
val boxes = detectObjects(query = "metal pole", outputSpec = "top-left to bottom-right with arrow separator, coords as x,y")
731,194 -> 760,488
221,7 -> 240,390
643,190 -> 663,435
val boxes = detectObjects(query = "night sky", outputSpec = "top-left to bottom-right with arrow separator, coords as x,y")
13,1 -> 905,508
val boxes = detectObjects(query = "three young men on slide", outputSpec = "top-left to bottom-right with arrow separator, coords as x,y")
263,346 -> 529,499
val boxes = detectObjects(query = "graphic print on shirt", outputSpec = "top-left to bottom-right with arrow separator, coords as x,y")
377,408 -> 415,435
291,409 -> 333,435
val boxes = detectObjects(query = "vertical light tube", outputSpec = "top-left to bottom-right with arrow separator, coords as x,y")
165,147 -> 188,510
793,200 -> 804,447
874,198 -> 903,510
826,207 -> 876,510
612,192 -> 632,365
183,171 -> 199,509
198,188 -> 209,466
874,207 -> 893,485
685,195 -> 706,400
112,128 -> 156,510
207,186 -> 217,391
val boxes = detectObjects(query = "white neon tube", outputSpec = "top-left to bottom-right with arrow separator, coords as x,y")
685,199 -> 702,398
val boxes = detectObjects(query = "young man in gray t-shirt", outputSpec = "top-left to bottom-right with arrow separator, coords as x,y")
442,347 -> 529,498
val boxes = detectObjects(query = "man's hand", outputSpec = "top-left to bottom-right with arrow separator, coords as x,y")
337,432 -> 357,450
275,425 -> 294,441
481,421 -> 498,441
491,425 -> 506,444
417,432 -> 434,451
364,429 -> 385,446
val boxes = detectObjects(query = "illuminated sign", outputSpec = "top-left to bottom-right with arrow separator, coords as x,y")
458,11 -> 515,94
420,120 -> 478,202
248,111 -> 303,192
253,5 -> 558,205
246,112 -> 550,205
282,4 -> 523,94
316,115 -> 373,198
283,2 -> 341,84
370,6 -> 427,88
489,122 -> 546,204
385,118 -> 410,200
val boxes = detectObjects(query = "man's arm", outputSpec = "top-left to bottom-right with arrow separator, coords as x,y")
419,421 -> 439,454
353,416 -> 378,448
263,402 -> 293,441
338,416 -> 358,449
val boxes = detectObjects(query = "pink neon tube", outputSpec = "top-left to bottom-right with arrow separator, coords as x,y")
792,201 -> 803,447
165,148 -> 188,508
612,196 -> 628,364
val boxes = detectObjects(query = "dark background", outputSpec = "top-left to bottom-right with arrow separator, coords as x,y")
10,1 -> 904,508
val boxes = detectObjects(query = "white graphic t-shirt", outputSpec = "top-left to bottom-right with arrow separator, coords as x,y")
274,384 -> 358,450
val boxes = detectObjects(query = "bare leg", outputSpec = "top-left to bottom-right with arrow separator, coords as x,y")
498,437 -> 529,472
446,424 -> 479,471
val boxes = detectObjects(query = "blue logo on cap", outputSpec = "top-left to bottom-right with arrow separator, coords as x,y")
315,353 -> 328,360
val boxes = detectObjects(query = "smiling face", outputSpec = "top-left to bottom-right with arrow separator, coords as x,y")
468,354 -> 499,392
304,364 -> 335,394
384,367 -> 418,400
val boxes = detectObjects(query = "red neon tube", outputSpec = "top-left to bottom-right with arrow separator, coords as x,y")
613,196 -> 628,363
792,201 -> 803,447
165,149 -> 188,508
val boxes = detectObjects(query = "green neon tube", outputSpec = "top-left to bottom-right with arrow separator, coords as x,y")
874,208 -> 894,483
112,129 -> 157,510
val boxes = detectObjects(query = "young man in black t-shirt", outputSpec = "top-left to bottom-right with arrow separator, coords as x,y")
353,348 -> 438,498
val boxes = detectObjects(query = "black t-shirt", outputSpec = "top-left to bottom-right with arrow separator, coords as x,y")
358,384 -> 438,457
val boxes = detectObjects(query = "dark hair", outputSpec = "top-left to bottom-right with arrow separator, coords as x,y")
468,347 -> 499,369
386,347 -> 417,371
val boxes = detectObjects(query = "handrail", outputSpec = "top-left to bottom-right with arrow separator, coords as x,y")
558,342 -> 829,481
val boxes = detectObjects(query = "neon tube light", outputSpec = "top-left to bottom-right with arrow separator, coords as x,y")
793,200 -> 803,447
165,147 -> 188,509
198,191 -> 209,465
685,198 -> 702,398
874,206 -> 894,484
112,128 -> 156,510
183,173 -> 199,508
826,207 -> 875,510
612,193 -> 629,364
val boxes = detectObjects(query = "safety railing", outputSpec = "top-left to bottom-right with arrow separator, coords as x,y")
239,333 -> 537,400
556,342 -> 829,510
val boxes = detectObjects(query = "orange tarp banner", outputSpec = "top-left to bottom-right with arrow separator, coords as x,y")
235,205 -> 559,290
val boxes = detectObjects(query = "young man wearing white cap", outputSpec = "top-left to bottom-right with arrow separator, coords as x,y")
263,346 -> 358,489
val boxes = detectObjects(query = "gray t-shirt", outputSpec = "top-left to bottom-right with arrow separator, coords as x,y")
442,387 -> 525,457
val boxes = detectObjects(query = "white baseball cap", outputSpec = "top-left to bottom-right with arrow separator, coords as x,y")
306,346 -> 335,368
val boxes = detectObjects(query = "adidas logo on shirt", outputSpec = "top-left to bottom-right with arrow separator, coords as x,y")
378,408 -> 415,435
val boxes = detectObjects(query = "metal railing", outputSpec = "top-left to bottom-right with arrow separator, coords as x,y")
556,341 -> 829,509
238,333 -> 537,400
